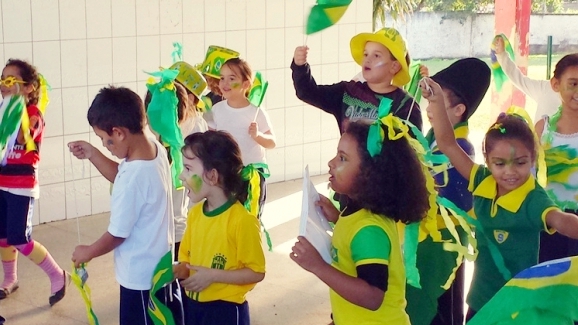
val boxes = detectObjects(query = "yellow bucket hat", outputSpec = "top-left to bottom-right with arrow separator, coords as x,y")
169,61 -> 207,100
199,45 -> 240,79
350,28 -> 410,87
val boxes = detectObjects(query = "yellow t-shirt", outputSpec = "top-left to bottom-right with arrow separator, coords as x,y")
330,209 -> 410,325
178,199 -> 266,303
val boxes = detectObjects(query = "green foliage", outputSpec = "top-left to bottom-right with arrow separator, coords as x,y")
372,0 -> 416,30
531,0 -> 564,13
411,0 -> 566,12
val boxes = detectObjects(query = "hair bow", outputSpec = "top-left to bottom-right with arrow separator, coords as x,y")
367,97 -> 410,157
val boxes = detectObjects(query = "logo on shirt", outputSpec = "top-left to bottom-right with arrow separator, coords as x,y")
211,253 -> 227,270
494,230 -> 509,244
331,246 -> 338,262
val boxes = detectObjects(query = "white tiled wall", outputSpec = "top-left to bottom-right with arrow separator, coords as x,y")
0,0 -> 371,224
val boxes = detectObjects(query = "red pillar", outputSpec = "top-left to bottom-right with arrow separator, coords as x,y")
491,0 -> 531,122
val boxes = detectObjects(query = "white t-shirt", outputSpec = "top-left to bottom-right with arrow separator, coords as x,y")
173,115 -> 208,242
108,139 -> 173,290
496,52 -> 560,120
208,100 -> 274,165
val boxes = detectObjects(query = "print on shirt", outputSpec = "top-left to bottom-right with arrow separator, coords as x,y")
211,253 -> 227,270
494,230 -> 509,244
331,246 -> 339,262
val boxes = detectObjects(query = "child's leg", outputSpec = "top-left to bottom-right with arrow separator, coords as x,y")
0,239 -> 18,290
119,285 -> 154,325
185,299 -> 249,325
4,192 -> 66,300
0,193 -> 19,294
13,241 -> 65,294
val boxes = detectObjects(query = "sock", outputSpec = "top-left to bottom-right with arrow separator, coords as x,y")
0,239 -> 18,289
15,241 -> 64,294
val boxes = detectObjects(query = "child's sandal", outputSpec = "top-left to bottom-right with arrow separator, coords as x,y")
0,281 -> 19,300
49,271 -> 71,306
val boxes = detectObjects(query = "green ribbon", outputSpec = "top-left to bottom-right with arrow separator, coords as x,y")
171,42 -> 183,63
145,69 -> 184,188
367,97 -> 392,157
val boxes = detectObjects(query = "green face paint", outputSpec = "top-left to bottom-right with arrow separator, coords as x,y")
187,174 -> 203,193
231,82 -> 240,89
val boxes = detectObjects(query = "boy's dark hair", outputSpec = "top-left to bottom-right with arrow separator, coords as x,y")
553,53 -> 578,79
182,131 -> 249,204
5,59 -> 41,105
483,114 -> 536,160
87,86 -> 145,135
345,121 -> 429,224
144,82 -> 190,124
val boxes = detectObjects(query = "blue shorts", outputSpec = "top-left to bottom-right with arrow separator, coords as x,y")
0,190 -> 34,245
120,285 -> 153,325
185,299 -> 249,325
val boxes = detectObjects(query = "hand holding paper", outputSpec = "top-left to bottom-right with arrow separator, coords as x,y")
298,166 -> 333,264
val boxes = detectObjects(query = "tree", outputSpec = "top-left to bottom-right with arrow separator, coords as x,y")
373,0 -> 416,30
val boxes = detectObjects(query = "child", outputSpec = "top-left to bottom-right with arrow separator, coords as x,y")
198,46 -> 240,123
291,27 -> 423,134
169,61 -> 209,134
208,58 -> 276,218
421,77 -> 578,319
493,36 -> 560,119
0,59 -> 68,306
535,53 -> 578,263
406,58 -> 490,325
291,120 -> 430,324
174,130 -> 266,325
69,86 -> 172,325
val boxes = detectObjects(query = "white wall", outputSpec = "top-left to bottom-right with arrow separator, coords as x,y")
393,12 -> 578,59
0,0 -> 372,224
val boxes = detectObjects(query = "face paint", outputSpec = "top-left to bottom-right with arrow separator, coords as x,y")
231,82 -> 240,89
372,61 -> 385,68
188,174 -> 203,193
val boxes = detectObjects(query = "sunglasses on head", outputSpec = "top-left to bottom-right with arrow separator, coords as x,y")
0,76 -> 27,87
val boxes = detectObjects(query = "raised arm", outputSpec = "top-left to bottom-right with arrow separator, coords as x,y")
494,37 -> 556,110
291,46 -> 345,115
420,78 -> 475,180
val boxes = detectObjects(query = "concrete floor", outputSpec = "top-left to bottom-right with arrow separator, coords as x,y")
0,175 -> 333,325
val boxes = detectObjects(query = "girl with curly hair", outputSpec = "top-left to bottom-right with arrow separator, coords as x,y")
290,120 -> 430,325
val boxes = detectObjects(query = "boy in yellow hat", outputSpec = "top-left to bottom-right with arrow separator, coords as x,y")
291,27 -> 422,134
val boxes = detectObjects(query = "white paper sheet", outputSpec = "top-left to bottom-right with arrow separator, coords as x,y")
299,166 -> 333,264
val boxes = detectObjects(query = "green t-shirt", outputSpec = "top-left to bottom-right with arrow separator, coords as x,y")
466,164 -> 559,312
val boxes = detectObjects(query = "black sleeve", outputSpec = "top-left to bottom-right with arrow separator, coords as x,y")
290,60 -> 347,117
357,263 -> 388,292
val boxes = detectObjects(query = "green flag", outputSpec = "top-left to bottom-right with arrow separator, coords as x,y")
148,251 -> 176,325
306,0 -> 353,35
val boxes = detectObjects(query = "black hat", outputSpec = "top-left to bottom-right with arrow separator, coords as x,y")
431,58 -> 491,120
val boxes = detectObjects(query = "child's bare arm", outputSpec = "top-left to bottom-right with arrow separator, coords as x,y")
72,231 -> 125,267
291,236 -> 384,310
69,141 -> 119,182
180,265 -> 264,293
546,210 -> 578,239
249,122 -> 276,149
420,78 -> 474,180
